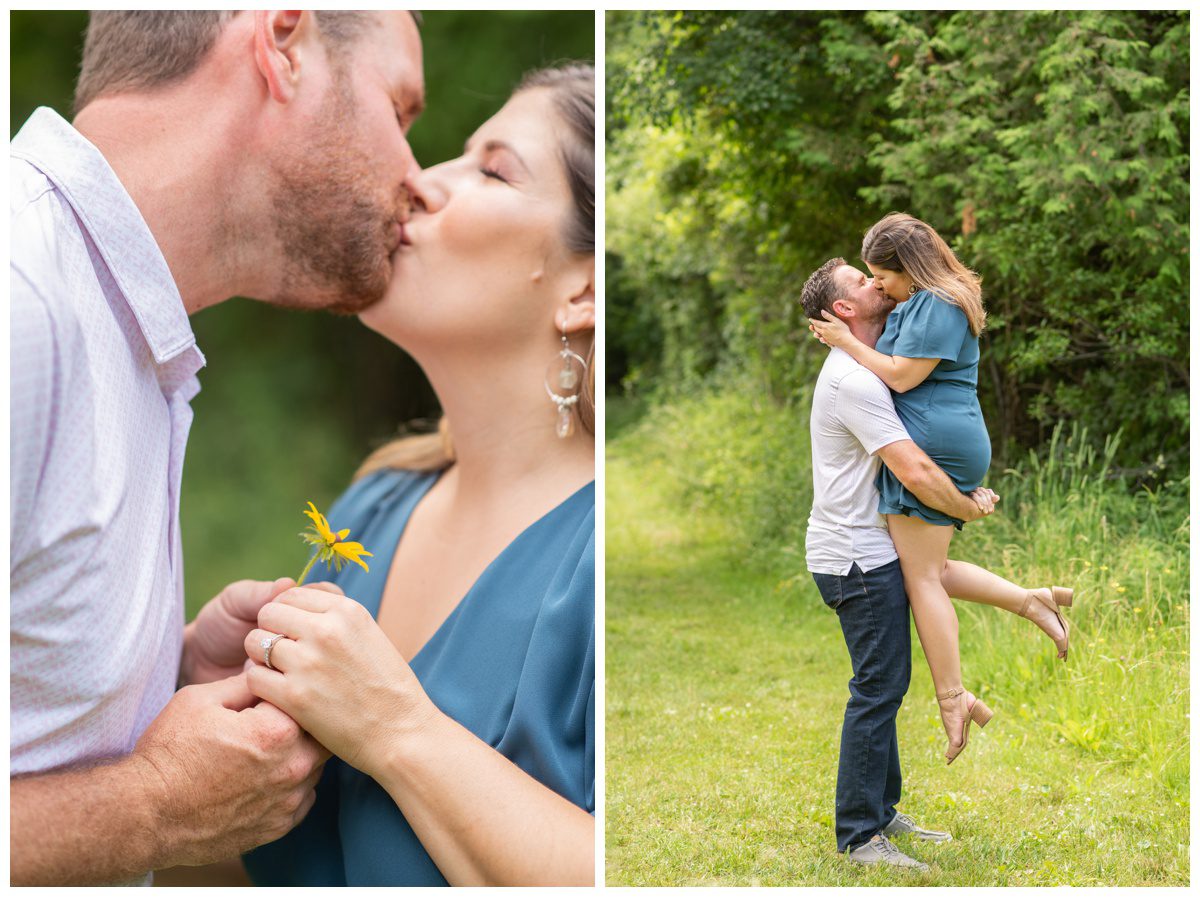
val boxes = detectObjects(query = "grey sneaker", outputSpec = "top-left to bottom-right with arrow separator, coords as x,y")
883,811 -> 953,842
846,834 -> 929,871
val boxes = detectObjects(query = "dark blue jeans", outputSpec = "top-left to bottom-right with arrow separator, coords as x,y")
811,559 -> 911,853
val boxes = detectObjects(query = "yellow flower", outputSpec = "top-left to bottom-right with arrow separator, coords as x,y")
297,501 -> 373,583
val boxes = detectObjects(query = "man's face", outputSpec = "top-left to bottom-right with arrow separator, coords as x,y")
269,12 -> 425,313
833,264 -> 894,323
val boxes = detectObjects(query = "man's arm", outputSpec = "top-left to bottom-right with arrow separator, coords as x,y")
835,370 -> 993,523
876,439 -> 989,522
12,754 -> 164,885
11,674 -> 327,886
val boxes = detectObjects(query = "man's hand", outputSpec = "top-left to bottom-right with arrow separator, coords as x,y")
181,578 -> 343,686
133,672 -> 330,869
10,672 -> 330,885
877,440 -> 999,524
960,486 -> 998,522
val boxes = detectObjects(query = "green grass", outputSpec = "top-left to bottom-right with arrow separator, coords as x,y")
604,392 -> 1189,886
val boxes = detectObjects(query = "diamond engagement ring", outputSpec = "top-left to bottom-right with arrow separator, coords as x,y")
261,633 -> 286,670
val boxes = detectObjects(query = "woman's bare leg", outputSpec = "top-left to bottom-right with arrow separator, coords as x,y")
887,514 -> 960,696
940,560 -> 1067,652
887,514 -> 983,760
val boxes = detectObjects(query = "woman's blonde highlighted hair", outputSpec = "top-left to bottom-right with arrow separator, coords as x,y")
861,212 -> 986,336
354,63 -> 595,480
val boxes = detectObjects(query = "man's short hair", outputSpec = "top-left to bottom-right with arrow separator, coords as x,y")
74,11 -> 379,113
800,257 -> 849,320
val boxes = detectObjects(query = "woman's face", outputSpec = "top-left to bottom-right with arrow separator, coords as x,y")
360,87 -> 590,363
865,261 -> 914,302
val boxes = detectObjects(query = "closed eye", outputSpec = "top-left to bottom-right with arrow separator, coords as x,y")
481,167 -> 508,183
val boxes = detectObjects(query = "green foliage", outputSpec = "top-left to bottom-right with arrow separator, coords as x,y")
864,11 -> 1189,468
10,11 -> 593,618
606,393 -> 1189,885
628,385 -> 813,560
606,11 -> 1189,474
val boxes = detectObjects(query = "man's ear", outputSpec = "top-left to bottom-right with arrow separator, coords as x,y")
554,267 -> 596,336
830,298 -> 855,319
254,11 -> 311,104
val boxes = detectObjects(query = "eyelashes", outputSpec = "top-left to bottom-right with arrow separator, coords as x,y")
480,167 -> 508,183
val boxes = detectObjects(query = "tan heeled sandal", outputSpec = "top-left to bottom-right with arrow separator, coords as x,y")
1020,586 -> 1073,661
937,687 -> 993,765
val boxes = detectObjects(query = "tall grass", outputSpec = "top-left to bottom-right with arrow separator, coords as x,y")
605,389 -> 1189,886
952,422 -> 1189,799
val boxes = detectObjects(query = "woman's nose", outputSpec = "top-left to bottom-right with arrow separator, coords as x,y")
404,163 -> 449,216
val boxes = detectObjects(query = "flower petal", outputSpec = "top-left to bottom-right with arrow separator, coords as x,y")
333,541 -> 373,572
303,501 -> 335,544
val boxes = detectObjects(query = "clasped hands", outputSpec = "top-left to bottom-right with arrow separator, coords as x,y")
968,486 -> 1000,519
186,578 -> 433,779
242,584 -> 437,779
144,577 -> 433,864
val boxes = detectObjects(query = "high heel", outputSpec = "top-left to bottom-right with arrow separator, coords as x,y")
937,687 -> 992,765
1051,586 -> 1073,608
1020,586 -> 1072,660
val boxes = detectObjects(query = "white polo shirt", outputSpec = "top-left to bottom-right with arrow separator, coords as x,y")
10,107 -> 205,777
805,348 -> 910,576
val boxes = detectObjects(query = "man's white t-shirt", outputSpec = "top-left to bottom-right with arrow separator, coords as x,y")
805,348 -> 911,576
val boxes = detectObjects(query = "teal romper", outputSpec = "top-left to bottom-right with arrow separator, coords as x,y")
243,469 -> 595,885
875,289 -> 991,527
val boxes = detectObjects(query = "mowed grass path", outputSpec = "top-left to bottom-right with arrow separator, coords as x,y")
604,413 -> 1188,886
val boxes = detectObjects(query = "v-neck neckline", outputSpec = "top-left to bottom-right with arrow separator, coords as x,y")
368,472 -> 594,668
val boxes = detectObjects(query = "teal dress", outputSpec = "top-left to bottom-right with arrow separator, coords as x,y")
243,469 -> 595,886
875,289 -> 990,527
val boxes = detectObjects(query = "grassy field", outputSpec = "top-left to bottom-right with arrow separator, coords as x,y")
604,394 -> 1189,886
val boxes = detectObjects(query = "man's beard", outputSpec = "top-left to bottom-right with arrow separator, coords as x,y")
268,86 -> 400,315
868,293 -> 897,323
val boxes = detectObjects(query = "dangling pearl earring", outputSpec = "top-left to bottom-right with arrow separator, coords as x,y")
545,327 -> 588,438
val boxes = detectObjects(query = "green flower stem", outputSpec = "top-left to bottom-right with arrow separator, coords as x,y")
296,550 -> 320,586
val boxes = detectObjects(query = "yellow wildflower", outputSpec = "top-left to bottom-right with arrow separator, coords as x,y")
297,501 -> 373,583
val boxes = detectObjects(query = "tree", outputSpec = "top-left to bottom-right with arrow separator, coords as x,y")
607,10 -> 1189,474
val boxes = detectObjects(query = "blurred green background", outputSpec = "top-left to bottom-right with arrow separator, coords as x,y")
11,11 -> 594,618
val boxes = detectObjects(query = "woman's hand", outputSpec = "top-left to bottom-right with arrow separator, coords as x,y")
810,309 -> 855,349
184,578 -> 348,687
244,588 -> 437,778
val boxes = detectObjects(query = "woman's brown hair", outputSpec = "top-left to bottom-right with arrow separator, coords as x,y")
861,212 -> 986,336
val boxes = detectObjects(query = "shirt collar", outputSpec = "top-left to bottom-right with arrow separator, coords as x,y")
11,107 -> 197,366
